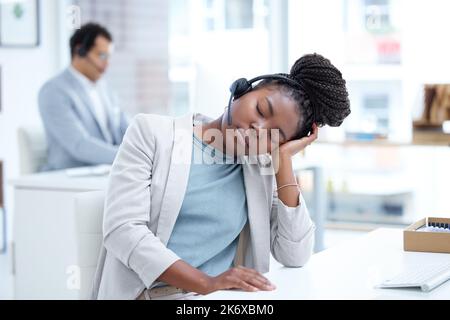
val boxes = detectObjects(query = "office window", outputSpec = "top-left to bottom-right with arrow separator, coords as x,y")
225,0 -> 254,29
73,0 -> 170,116
289,0 -> 450,226
169,0 -> 271,117
289,0 -> 406,140
199,0 -> 263,31
72,0 -> 273,117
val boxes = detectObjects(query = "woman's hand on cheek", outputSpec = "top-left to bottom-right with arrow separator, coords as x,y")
276,123 -> 318,158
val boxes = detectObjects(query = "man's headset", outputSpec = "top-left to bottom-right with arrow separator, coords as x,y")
77,31 -> 104,73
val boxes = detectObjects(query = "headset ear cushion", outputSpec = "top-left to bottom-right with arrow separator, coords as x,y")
230,78 -> 252,99
78,47 -> 86,57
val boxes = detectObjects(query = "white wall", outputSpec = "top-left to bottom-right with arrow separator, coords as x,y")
0,0 -> 63,240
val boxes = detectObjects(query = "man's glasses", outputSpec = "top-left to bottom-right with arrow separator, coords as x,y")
98,52 -> 110,61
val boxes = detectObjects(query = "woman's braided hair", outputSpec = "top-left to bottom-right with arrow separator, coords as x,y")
257,53 -> 351,139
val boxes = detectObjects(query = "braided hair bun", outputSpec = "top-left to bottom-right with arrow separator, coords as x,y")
289,53 -> 351,129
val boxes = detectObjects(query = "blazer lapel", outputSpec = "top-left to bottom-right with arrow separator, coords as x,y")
241,156 -> 272,271
63,69 -> 110,141
98,82 -> 120,144
155,113 -> 194,245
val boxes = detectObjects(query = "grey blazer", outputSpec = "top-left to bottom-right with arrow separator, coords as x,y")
38,68 -> 129,171
91,112 -> 315,300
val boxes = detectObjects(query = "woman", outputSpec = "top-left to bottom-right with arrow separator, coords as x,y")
91,53 -> 351,300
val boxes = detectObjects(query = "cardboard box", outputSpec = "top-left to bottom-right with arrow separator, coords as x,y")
404,217 -> 450,253
412,129 -> 450,146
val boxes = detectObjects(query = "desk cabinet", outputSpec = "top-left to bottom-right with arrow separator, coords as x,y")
11,171 -> 107,299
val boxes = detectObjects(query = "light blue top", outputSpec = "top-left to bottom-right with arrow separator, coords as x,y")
166,132 -> 248,277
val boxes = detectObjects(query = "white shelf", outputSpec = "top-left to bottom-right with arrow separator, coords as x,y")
342,64 -> 404,81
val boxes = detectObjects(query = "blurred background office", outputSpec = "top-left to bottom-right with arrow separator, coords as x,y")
1,0 -> 450,299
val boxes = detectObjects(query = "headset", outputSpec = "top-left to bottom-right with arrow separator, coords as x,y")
77,28 -> 93,57
76,30 -> 105,73
227,74 -> 300,125
227,74 -> 315,138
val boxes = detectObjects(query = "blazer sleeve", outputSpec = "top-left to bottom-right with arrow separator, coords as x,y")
269,181 -> 316,267
102,114 -> 180,288
38,82 -> 118,164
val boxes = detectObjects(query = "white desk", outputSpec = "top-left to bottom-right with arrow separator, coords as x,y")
201,228 -> 450,299
11,169 -> 107,191
10,170 -> 108,299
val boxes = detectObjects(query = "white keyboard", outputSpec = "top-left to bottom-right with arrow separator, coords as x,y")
377,261 -> 450,292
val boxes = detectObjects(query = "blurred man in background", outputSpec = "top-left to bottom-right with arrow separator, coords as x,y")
38,23 -> 129,171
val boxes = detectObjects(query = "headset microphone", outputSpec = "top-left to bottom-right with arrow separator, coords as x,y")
77,30 -> 104,74
84,54 -> 104,73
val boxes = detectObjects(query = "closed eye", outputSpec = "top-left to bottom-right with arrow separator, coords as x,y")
256,103 -> 264,117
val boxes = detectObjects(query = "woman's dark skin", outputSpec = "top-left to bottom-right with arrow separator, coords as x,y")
157,84 -> 319,295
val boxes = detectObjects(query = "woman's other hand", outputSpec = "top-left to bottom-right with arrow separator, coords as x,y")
276,123 -> 318,158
